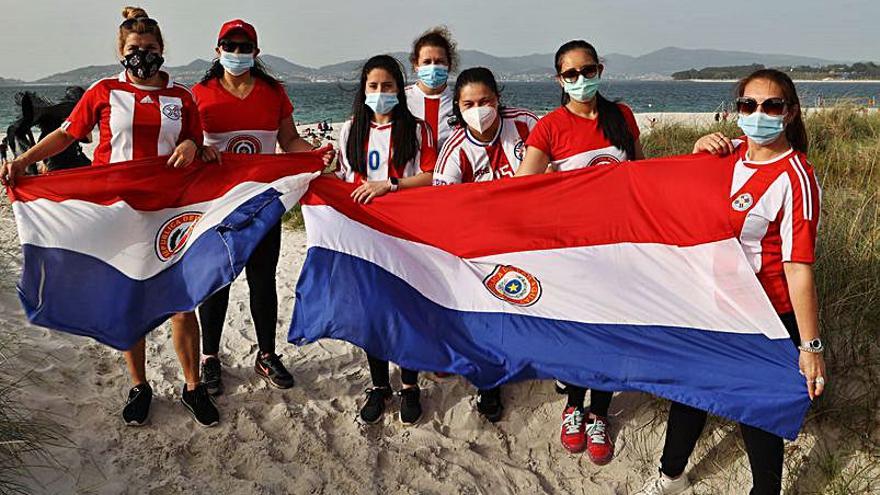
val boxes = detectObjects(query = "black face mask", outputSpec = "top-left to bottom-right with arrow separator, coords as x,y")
121,49 -> 164,80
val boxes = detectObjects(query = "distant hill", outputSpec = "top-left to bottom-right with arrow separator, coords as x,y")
0,76 -> 25,86
15,47 -> 844,84
673,62 -> 880,81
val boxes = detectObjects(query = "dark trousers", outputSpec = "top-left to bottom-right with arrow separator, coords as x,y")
198,221 -> 282,355
367,354 -> 418,387
659,312 -> 801,495
564,385 -> 613,417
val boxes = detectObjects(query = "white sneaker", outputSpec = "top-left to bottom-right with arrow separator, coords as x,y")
634,472 -> 690,495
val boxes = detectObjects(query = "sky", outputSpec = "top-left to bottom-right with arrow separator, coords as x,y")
1,0 -> 877,80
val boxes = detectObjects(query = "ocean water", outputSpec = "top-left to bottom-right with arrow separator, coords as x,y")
1,80 -> 878,130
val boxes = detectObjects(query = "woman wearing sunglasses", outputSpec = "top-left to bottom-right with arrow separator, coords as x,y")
406,27 -> 457,150
636,69 -> 825,495
515,39 -> 643,464
192,20 -> 334,397
433,67 -> 539,422
335,55 -> 437,425
1,6 -> 220,427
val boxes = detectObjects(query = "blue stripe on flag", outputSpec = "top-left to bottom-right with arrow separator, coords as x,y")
290,247 -> 810,439
17,188 -> 288,350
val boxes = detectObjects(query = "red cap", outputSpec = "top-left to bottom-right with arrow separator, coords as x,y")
218,19 -> 257,47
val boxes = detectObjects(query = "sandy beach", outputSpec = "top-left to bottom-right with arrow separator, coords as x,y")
0,114 -> 870,494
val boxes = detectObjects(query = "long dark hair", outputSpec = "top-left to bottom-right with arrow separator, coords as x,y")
452,67 -> 503,126
555,40 -> 636,161
735,69 -> 808,153
346,55 -> 419,176
200,56 -> 282,86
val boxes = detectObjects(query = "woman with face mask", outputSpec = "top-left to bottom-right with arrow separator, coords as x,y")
432,67 -> 538,422
515,40 -> 643,464
335,55 -> 437,425
192,20 -> 334,397
405,27 -> 457,151
1,6 -> 219,428
636,69 -> 825,495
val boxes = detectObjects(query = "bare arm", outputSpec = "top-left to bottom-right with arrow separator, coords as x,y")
350,171 -> 432,204
784,262 -> 826,400
278,116 -> 316,153
633,138 -> 646,160
515,146 -> 551,176
1,128 -> 76,185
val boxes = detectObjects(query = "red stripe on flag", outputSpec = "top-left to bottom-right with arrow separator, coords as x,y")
7,150 -> 326,210
301,153 -> 738,257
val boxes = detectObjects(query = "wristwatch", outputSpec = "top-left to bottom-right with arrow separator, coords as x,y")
389,176 -> 400,192
799,338 -> 825,353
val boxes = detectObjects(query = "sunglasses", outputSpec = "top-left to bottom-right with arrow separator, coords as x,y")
219,39 -> 256,54
120,17 -> 159,29
735,97 -> 788,116
558,64 -> 600,83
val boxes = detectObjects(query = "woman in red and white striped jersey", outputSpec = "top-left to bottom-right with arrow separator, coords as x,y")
636,69 -> 826,495
1,7 -> 219,428
433,67 -> 538,422
335,54 -> 437,425
405,27 -> 457,151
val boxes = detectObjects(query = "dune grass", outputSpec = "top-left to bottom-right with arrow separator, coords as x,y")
641,107 -> 880,494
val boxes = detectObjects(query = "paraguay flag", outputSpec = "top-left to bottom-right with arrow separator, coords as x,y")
8,151 -> 324,350
290,153 -> 811,439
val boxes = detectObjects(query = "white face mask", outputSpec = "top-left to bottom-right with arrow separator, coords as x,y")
461,106 -> 498,134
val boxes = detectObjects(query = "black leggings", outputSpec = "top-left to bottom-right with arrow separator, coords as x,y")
564,385 -> 613,418
198,221 -> 282,356
367,354 -> 418,387
659,312 -> 800,495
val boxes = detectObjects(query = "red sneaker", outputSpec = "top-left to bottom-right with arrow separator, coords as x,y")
585,415 -> 614,465
560,406 -> 586,453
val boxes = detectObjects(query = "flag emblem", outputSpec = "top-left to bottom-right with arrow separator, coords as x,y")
732,193 -> 754,212
155,212 -> 202,261
483,265 -> 542,306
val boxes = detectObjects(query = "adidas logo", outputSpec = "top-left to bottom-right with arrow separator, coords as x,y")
140,95 -> 154,104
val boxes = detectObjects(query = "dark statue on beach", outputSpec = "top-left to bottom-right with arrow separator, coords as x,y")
6,87 -> 91,174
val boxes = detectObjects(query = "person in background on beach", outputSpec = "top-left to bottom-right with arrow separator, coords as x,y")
0,137 -> 7,164
635,68 -> 826,495
193,19 -> 334,397
516,39 -> 644,464
334,54 -> 437,426
1,6 -> 220,428
406,27 -> 457,150
432,67 -> 538,423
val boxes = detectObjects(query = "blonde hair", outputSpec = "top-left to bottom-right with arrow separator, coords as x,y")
118,6 -> 164,53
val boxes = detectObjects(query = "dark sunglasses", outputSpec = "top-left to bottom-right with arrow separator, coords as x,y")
735,97 -> 788,116
120,17 -> 159,29
219,39 -> 256,54
558,64 -> 600,83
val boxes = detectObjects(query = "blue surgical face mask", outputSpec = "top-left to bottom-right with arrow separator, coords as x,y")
737,112 -> 786,145
563,74 -> 600,103
365,92 -> 399,115
417,64 -> 449,89
219,51 -> 254,76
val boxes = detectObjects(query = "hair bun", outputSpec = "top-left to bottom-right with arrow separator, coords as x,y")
121,6 -> 148,19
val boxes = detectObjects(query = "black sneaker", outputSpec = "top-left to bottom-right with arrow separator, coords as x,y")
181,383 -> 219,427
201,357 -> 223,396
255,352 -> 295,389
399,387 -> 423,425
477,387 -> 503,423
359,386 -> 392,424
122,383 -> 152,426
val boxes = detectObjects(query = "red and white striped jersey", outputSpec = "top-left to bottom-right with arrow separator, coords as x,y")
405,83 -> 454,150
62,71 -> 202,166
192,77 -> 294,154
433,107 -> 538,185
525,103 -> 640,171
728,141 -> 821,313
335,119 -> 437,182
